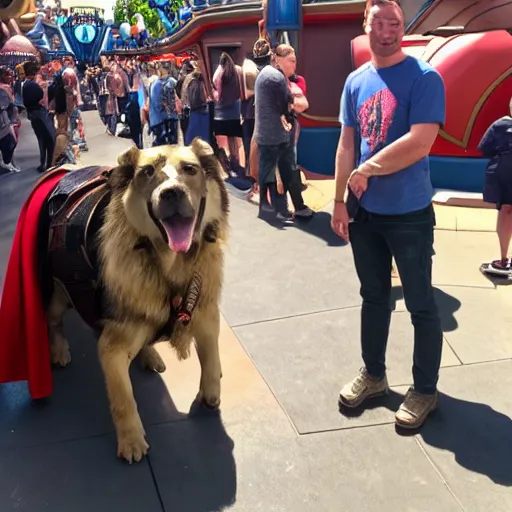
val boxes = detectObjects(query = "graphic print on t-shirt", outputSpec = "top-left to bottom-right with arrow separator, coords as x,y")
357,88 -> 397,153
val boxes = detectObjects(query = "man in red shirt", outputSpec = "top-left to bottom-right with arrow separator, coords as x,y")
294,74 -> 307,95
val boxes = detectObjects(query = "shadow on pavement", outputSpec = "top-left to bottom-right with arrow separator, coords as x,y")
390,285 -> 461,333
419,393 -> 512,487
293,211 -> 347,247
258,209 -> 347,247
0,171 -> 40,240
149,401 -> 237,512
339,388 -> 405,419
479,264 -> 512,287
0,312 -> 237,511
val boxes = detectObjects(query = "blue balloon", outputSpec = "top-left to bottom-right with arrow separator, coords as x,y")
119,22 -> 131,40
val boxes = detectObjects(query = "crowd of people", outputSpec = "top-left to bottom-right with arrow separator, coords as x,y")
0,55 -> 88,175
87,44 -> 313,220
0,42 -> 314,218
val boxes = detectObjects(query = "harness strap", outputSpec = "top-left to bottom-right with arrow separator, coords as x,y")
177,271 -> 202,326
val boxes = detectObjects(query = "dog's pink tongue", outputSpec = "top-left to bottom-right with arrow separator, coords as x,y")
163,219 -> 194,253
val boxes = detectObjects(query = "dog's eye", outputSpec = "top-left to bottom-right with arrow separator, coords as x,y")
140,165 -> 155,178
181,163 -> 197,176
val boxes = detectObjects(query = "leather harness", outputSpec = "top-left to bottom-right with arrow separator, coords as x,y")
44,166 -> 205,338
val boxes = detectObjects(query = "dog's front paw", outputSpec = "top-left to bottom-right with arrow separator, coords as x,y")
139,346 -> 166,373
117,430 -> 149,464
50,333 -> 71,367
196,384 -> 221,410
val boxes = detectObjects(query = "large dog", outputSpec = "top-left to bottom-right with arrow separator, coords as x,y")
43,138 -> 229,463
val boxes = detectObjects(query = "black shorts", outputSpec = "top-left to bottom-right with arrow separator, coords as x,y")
213,119 -> 242,138
482,154 -> 512,209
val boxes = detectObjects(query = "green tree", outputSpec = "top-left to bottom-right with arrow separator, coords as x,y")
113,0 -> 181,39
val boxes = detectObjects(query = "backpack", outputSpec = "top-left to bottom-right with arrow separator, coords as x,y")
161,77 -> 177,117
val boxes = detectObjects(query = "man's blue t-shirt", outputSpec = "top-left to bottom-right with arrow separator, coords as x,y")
339,55 -> 445,215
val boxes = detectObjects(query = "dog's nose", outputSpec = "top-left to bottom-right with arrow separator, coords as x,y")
160,187 -> 185,203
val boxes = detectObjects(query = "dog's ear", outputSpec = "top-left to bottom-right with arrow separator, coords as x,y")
190,137 -> 215,158
190,137 -> 226,179
117,146 -> 140,168
108,146 -> 139,190
108,164 -> 135,190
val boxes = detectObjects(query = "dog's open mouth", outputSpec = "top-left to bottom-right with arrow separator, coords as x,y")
160,214 -> 196,253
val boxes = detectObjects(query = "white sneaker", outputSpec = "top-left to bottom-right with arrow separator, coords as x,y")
5,162 -> 21,173
224,181 -> 252,200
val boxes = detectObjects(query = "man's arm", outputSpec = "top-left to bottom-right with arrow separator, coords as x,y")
358,123 -> 440,176
335,125 -> 356,201
293,76 -> 308,113
335,80 -> 357,201
292,86 -> 309,114
358,69 -> 445,177
212,65 -> 222,101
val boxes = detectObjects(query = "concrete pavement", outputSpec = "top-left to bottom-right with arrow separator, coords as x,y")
0,111 -> 511,512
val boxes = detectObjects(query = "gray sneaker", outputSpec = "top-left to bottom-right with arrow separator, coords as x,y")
395,387 -> 438,429
277,211 -> 293,222
339,368 -> 389,408
294,206 -> 313,218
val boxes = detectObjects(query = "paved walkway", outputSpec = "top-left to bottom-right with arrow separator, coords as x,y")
0,112 -> 511,512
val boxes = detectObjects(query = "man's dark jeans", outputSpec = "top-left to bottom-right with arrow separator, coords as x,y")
152,120 -> 178,147
29,108 -> 55,170
349,204 -> 442,394
0,132 -> 16,164
242,118 -> 255,168
258,141 -> 305,214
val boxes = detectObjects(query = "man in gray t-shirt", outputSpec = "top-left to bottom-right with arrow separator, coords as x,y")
253,52 -> 312,220
254,65 -> 290,146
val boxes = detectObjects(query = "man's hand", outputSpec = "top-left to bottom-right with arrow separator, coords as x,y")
347,169 -> 368,199
331,201 -> 350,242
291,93 -> 309,114
280,114 -> 292,132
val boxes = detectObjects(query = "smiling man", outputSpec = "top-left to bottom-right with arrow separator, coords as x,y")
332,0 -> 446,429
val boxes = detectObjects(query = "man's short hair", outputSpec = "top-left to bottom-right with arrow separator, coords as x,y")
23,60 -> 39,77
364,0 -> 403,27
273,44 -> 295,58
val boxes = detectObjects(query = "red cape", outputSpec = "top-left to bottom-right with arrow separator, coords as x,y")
0,169 -> 67,399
